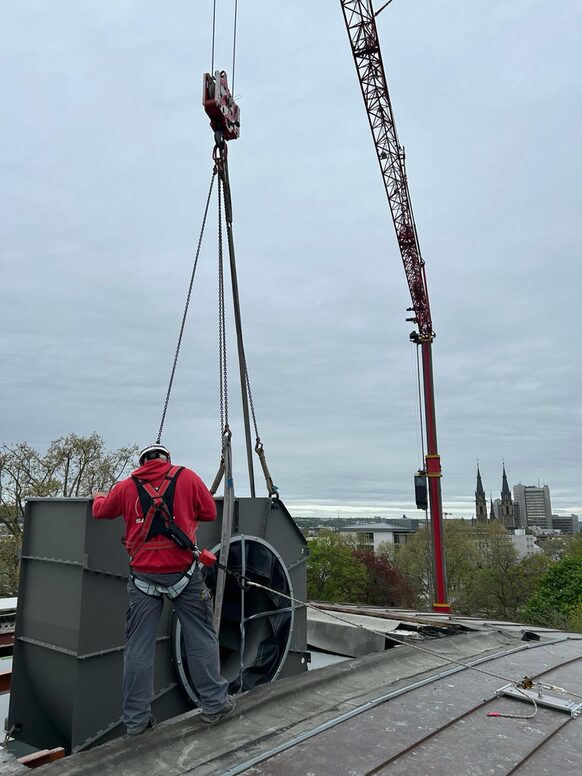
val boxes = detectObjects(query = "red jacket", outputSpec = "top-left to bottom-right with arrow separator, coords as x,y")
92,459 -> 216,573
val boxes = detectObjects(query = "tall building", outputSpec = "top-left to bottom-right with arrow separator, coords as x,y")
513,484 -> 552,531
499,464 -> 516,531
551,514 -> 579,534
475,466 -> 487,523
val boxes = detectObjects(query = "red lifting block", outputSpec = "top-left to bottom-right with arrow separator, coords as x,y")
203,70 -> 240,141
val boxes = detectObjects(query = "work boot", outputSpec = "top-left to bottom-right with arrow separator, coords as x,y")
125,716 -> 157,737
199,695 -> 236,724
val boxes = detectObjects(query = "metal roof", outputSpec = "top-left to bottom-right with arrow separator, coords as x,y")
21,615 -> 580,776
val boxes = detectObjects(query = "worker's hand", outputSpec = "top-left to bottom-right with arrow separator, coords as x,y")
91,491 -> 107,500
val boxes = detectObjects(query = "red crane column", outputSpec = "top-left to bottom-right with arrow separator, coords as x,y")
340,0 -> 449,611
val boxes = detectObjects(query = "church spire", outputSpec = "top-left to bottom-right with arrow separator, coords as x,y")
475,465 -> 487,523
476,466 -> 485,500
501,463 -> 511,499
499,462 -> 515,532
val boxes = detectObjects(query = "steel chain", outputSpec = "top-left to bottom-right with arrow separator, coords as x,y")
157,169 -> 217,444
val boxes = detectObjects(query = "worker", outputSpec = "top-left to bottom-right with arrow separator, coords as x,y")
92,443 -> 235,735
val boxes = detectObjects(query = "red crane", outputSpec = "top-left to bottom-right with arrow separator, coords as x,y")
340,0 -> 450,612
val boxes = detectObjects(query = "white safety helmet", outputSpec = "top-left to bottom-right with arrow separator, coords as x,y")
138,444 -> 171,466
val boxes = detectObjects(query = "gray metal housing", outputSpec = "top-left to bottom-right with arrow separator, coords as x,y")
8,496 -> 308,753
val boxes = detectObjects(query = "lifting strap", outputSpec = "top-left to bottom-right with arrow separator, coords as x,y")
213,430 -> 235,631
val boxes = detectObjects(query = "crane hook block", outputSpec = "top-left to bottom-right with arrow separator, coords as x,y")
203,70 -> 240,141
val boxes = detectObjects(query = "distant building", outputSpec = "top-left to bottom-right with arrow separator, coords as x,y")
551,514 -> 580,534
474,464 -> 515,532
338,523 -> 417,552
513,484 -> 552,531
509,529 -> 541,558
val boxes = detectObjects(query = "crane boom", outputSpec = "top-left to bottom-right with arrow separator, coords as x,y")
340,0 -> 450,611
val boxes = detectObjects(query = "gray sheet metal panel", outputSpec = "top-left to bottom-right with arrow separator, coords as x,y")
513,719 -> 581,775
8,499 -> 190,753
377,704 -> 569,776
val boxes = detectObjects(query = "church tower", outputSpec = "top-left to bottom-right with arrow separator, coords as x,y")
475,466 -> 488,523
499,463 -> 515,532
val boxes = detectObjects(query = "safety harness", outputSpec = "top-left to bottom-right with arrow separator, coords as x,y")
128,465 -> 199,600
131,560 -> 198,600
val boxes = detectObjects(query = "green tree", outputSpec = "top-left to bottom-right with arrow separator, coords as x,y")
522,555 -> 582,631
395,520 -> 550,618
393,527 -> 432,607
0,534 -> 21,597
395,520 -> 479,609
460,540 -> 550,620
536,535 -> 575,562
568,533 -> 582,559
0,433 -> 138,595
307,531 -> 368,602
0,433 -> 137,536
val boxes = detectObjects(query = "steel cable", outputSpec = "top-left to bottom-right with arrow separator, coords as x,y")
211,0 -> 217,73
231,0 -> 238,94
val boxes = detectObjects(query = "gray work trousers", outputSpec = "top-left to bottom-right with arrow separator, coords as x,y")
123,568 -> 229,734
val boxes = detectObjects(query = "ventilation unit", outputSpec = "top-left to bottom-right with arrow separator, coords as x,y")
8,496 -> 308,753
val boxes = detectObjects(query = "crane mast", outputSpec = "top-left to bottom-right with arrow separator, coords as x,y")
340,0 -> 449,612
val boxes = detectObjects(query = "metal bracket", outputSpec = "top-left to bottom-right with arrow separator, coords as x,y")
496,683 -> 582,717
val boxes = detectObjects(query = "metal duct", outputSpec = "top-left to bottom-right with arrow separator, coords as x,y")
7,497 -> 308,754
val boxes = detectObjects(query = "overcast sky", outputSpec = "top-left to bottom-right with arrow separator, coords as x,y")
1,1 -> 581,521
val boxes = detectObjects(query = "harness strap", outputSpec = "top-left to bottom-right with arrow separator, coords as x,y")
139,464 -> 182,536
131,559 -> 198,600
127,466 -> 185,556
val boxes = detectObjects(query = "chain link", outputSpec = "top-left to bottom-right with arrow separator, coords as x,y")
245,366 -> 260,443
156,169 -> 217,444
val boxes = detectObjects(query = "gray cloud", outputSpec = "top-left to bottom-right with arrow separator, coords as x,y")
1,1 -> 581,520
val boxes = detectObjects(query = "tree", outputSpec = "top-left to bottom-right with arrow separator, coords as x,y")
567,533 -> 582,559
0,433 -> 137,536
394,520 -> 551,618
352,548 -> 416,607
460,540 -> 550,620
393,528 -> 432,607
395,520 -> 479,609
307,531 -> 368,602
536,535 -> 575,562
0,433 -> 138,595
0,534 -> 21,597
522,555 -> 582,631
